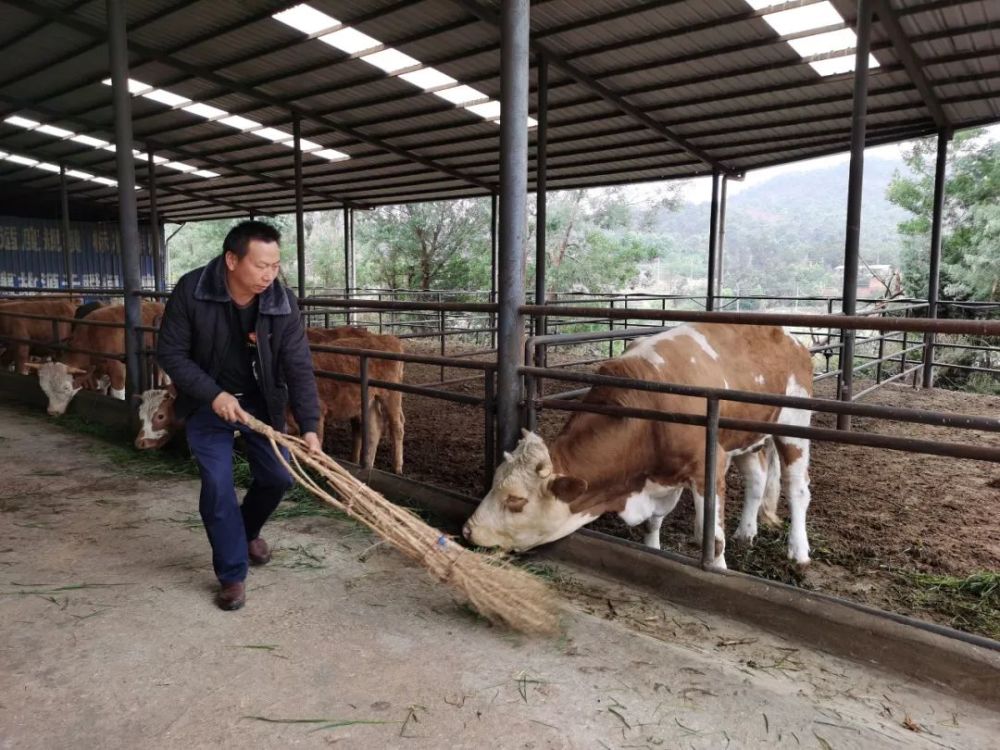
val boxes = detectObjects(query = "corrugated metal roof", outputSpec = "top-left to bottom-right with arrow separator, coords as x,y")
0,0 -> 997,221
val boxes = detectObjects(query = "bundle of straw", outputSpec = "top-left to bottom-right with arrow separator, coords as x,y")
244,416 -> 561,635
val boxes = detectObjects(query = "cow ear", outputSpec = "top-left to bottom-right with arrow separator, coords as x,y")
535,460 -> 552,478
166,382 -> 177,398
23,362 -> 42,371
549,476 -> 588,502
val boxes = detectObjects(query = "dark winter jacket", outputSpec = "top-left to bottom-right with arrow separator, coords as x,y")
156,255 -> 321,434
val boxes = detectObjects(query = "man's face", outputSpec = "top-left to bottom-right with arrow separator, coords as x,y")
226,239 -> 281,297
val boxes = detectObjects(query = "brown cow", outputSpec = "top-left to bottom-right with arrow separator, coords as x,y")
463,324 -> 814,570
32,302 -> 165,415
0,298 -> 80,374
286,327 -> 406,473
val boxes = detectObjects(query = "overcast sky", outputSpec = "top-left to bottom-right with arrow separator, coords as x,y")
673,122 -> 1000,205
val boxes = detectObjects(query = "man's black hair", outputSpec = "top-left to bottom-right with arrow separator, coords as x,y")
223,220 -> 281,259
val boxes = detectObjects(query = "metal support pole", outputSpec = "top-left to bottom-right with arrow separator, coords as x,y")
147,150 -> 163,293
837,0 -> 873,431
701,397 -> 720,570
490,192 -> 498,349
922,130 -> 949,389
293,116 -> 306,301
534,54 -> 548,341
343,207 -> 352,326
349,206 -> 356,293
483,369 -> 496,493
108,0 -> 143,401
717,175 -> 728,298
59,165 -> 72,291
496,0 -> 530,455
706,170 -> 721,311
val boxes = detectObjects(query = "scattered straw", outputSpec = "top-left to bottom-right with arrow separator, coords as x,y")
243,415 -> 560,635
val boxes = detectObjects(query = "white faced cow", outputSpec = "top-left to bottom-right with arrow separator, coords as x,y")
463,324 -> 814,569
34,302 -> 165,416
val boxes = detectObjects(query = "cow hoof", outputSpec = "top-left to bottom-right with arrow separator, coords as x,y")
707,556 -> 728,572
733,527 -> 757,545
788,550 -> 811,567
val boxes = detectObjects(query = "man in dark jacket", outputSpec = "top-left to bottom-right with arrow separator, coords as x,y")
157,221 -> 321,611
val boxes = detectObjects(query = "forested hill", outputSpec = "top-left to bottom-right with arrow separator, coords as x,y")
652,157 -> 913,295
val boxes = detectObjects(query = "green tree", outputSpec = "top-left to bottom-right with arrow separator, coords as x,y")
355,200 -> 492,292
529,187 -> 678,297
888,129 -> 1000,301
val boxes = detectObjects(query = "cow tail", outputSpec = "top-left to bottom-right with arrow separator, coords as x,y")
760,437 -> 782,527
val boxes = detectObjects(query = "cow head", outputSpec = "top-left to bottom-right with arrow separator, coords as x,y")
462,430 -> 589,552
135,385 -> 178,450
30,362 -> 88,416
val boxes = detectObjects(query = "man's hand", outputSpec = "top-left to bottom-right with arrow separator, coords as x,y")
302,431 -> 322,454
212,392 -> 252,425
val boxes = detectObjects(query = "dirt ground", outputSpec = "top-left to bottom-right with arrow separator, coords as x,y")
321,341 -> 1000,639
2,402 -> 999,749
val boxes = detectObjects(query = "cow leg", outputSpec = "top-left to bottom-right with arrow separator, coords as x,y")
690,451 -> 728,569
349,417 -> 362,464
776,436 -> 812,565
362,399 -> 384,470
386,392 -> 405,474
643,487 -> 682,549
107,362 -> 126,399
733,450 -> 768,544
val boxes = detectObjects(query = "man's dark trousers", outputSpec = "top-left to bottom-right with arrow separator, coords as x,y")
185,394 -> 292,584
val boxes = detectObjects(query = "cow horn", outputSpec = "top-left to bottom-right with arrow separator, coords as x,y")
67,366 -> 88,375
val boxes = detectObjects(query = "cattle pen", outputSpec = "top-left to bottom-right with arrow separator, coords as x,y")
2,0 -> 1000,746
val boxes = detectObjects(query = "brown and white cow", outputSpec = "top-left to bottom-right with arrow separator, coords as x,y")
462,324 -> 814,569
32,301 -> 165,415
288,327 -> 406,473
0,298 -> 80,374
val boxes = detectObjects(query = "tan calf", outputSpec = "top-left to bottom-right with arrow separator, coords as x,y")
288,327 -> 406,473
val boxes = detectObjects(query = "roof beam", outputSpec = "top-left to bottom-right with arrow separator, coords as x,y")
871,0 -> 949,130
0,0 -> 199,89
6,0 -> 496,193
0,150 -> 260,216
0,92 -> 366,210
452,0 -> 733,174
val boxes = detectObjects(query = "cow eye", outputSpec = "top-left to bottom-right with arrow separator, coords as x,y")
505,495 -> 528,512
154,414 -> 164,422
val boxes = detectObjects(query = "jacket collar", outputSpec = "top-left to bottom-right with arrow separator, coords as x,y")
193,255 -> 291,316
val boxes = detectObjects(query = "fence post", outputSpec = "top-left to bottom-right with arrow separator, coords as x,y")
360,355 -> 370,470
701,397 -> 721,570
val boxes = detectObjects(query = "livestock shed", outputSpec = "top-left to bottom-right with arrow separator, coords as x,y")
1,1 -> 1000,744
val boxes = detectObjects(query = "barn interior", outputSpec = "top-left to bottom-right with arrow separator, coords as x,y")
1,1 -> 1000,742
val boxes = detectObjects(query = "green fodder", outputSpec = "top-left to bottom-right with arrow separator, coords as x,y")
896,571 -> 1000,640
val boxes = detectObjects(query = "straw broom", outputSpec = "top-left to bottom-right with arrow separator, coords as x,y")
243,415 -> 561,635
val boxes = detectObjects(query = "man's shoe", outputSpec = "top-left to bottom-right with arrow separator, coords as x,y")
248,537 -> 271,566
217,581 -> 245,611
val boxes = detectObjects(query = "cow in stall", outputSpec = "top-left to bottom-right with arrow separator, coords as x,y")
31,302 -> 165,415
0,297 -> 81,374
287,327 -> 406,473
135,326 -> 406,474
462,324 -> 814,570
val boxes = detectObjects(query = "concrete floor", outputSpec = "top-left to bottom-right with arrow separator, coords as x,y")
1,401 -> 997,749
